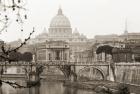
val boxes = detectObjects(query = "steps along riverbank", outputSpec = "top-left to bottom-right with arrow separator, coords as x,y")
63,81 -> 140,94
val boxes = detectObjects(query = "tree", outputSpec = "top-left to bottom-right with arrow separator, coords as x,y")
96,45 -> 113,55
9,51 -> 22,61
0,0 -> 36,88
22,52 -> 33,62
0,0 -> 27,34
96,45 -> 113,61
118,84 -> 130,94
96,45 -> 117,81
0,0 -> 35,62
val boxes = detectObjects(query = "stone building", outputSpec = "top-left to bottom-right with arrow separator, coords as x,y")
27,8 -> 92,62
112,47 -> 132,63
94,26 -> 140,47
94,34 -> 119,44
94,28 -> 140,63
37,41 -> 70,62
112,43 -> 140,63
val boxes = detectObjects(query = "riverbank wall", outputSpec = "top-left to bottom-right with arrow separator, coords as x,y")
63,81 -> 96,90
63,81 -> 140,94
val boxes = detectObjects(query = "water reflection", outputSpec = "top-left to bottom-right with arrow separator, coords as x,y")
63,87 -> 78,94
0,87 -> 2,94
28,86 -> 40,94
1,81 -> 96,94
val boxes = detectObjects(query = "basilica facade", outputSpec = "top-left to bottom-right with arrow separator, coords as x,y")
28,8 -> 92,62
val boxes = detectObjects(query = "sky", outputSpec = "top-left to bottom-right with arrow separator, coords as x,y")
1,0 -> 140,42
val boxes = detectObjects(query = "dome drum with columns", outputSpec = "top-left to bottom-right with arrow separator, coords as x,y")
48,8 -> 72,39
50,8 -> 71,28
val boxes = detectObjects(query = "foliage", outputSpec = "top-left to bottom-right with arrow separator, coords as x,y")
36,65 -> 44,75
96,45 -> 116,81
118,84 -> 130,94
0,0 -> 34,62
96,45 -> 113,62
0,0 -> 36,89
0,55 -> 4,61
0,51 -> 33,62
9,51 -> 21,61
22,52 -> 33,62
58,65 -> 71,79
96,45 -> 113,55
0,27 -> 34,62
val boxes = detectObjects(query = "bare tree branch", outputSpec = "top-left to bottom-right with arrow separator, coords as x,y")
0,0 -> 39,89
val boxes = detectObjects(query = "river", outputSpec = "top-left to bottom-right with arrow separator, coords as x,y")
0,81 -> 97,94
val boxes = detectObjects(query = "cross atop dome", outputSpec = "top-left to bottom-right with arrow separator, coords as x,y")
58,7 -> 63,15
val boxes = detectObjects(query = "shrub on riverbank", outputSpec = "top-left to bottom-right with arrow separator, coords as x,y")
94,86 -> 113,94
117,84 -> 130,94
0,80 -> 2,87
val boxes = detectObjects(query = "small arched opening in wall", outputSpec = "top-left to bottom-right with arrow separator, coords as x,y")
77,66 -> 105,81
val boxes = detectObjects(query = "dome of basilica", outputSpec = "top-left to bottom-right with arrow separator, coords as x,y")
50,8 -> 71,28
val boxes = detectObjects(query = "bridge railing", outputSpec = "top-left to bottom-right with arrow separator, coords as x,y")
0,61 -> 30,66
115,62 -> 140,66
37,60 -> 74,66
0,60 -> 110,66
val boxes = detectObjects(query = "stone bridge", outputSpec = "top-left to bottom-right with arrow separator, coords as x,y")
1,61 -> 140,85
0,61 -> 112,82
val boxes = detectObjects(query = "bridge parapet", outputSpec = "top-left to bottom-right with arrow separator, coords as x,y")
0,61 -> 31,66
38,60 -> 74,66
34,61 -> 110,66
0,61 -> 110,66
115,62 -> 140,66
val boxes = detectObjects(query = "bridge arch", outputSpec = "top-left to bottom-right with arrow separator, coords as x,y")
42,66 -> 64,75
41,65 -> 73,80
40,66 -> 66,80
77,66 -> 105,81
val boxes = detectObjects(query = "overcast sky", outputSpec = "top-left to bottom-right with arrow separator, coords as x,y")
1,0 -> 140,42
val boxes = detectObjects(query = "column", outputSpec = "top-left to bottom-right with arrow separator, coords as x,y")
62,50 -> 64,60
60,50 -> 62,60
89,68 -> 93,80
132,54 -> 135,62
53,50 -> 55,60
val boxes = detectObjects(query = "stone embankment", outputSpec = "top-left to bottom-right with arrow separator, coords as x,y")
63,81 -> 139,94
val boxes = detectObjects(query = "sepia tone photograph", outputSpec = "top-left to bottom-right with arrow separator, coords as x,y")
0,0 -> 140,94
